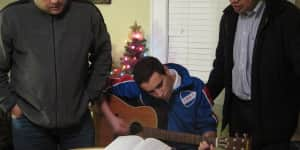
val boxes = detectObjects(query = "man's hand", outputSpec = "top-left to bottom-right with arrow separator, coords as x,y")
199,141 -> 215,150
198,131 -> 216,150
100,100 -> 129,135
109,116 -> 129,135
11,104 -> 23,118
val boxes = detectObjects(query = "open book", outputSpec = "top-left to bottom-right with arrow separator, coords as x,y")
104,135 -> 172,150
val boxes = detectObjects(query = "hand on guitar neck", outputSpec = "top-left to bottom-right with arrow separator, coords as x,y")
198,131 -> 217,150
199,141 -> 215,150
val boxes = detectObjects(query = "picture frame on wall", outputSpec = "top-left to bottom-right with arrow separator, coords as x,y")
92,0 -> 111,4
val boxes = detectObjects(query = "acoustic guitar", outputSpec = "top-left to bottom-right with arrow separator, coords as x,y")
93,95 -> 251,150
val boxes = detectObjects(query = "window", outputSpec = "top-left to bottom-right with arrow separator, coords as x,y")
152,0 -> 297,81
151,0 -> 228,81
167,0 -> 228,81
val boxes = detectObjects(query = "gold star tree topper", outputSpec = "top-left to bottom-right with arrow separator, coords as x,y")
130,21 -> 141,32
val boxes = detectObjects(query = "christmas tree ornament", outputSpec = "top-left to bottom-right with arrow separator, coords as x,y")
110,21 -> 149,78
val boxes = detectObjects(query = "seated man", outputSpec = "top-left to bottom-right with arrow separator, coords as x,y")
101,56 -> 217,150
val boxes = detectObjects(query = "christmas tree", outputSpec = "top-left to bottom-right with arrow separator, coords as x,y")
111,22 -> 148,78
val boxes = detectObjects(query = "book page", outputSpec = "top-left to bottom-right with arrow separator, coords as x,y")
72,148 -> 104,150
105,135 -> 143,150
133,138 -> 172,150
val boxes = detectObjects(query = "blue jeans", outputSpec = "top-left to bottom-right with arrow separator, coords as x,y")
12,112 -> 94,150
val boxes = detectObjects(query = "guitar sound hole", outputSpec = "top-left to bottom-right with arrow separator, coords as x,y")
130,122 -> 143,135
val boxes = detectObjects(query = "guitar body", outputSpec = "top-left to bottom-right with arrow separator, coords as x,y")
108,95 -> 158,128
93,95 -> 158,146
93,95 -> 251,150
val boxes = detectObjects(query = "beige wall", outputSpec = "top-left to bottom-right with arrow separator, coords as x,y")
0,0 -> 15,9
296,0 -> 300,7
97,0 -> 150,66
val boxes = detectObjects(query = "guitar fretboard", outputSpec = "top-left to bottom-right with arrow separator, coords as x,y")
140,127 -> 216,146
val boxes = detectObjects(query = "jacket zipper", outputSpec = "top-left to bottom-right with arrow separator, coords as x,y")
51,16 -> 58,128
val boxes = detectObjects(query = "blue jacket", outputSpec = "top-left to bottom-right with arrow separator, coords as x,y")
112,63 -> 217,149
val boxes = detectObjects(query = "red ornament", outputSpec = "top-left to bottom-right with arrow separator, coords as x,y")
124,56 -> 129,61
137,45 -> 144,51
132,31 -> 144,40
130,45 -> 136,50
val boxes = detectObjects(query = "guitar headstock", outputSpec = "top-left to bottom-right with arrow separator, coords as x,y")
217,134 -> 251,150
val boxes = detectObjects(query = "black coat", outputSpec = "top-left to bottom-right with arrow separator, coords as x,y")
207,0 -> 300,146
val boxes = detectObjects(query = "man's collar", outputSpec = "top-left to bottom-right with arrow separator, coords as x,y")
169,69 -> 181,90
243,0 -> 265,17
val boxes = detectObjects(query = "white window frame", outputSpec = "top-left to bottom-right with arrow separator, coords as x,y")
150,0 -> 169,63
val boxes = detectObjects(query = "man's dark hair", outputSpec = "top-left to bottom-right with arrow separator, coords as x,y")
133,56 -> 165,85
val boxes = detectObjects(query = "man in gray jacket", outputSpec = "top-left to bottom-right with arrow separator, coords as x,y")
0,0 -> 112,149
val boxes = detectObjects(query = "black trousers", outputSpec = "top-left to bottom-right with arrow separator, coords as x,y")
229,94 -> 291,150
229,94 -> 255,136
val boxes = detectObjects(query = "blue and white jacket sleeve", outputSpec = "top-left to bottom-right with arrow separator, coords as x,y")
195,89 -> 218,134
111,80 -> 141,100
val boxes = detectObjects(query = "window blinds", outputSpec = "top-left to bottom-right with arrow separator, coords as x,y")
168,0 -> 228,81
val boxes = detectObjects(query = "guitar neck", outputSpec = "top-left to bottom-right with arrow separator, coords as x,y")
141,127 -> 216,146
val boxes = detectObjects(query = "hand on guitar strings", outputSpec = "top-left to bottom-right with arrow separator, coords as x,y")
110,115 -> 129,135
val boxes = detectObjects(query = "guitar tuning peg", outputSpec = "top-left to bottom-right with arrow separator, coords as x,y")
241,138 -> 245,143
225,137 -> 228,142
243,133 -> 248,138
234,132 -> 239,137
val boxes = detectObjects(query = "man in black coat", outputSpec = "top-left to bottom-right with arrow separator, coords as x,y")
203,0 -> 300,149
